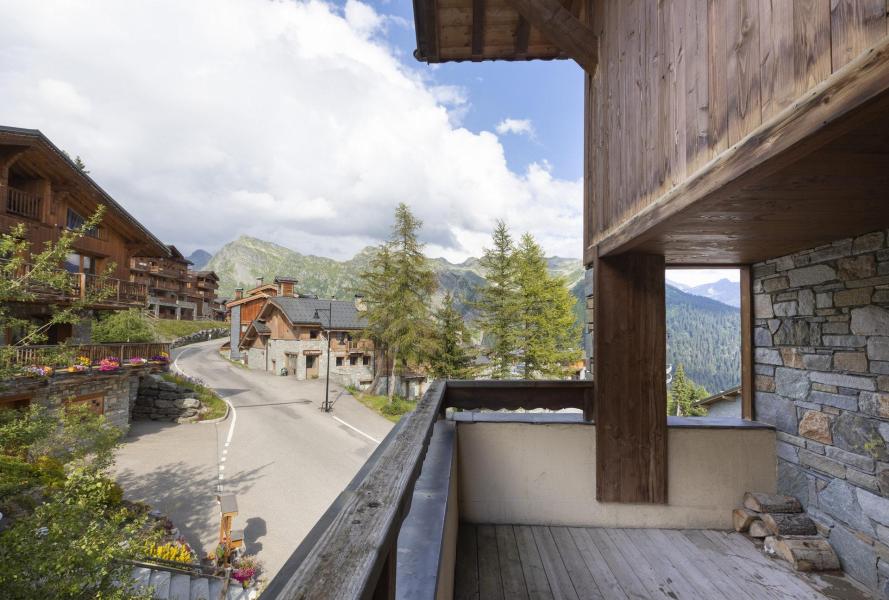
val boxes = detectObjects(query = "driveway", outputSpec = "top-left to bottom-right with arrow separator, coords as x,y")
114,338 -> 394,579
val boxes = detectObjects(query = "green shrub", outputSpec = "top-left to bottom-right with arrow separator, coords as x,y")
92,309 -> 155,343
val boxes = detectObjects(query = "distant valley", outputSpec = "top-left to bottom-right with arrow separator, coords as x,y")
192,236 -> 740,393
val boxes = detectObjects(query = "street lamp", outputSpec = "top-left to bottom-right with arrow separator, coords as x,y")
313,299 -> 333,412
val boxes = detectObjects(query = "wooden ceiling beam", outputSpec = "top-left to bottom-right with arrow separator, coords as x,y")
471,0 -> 485,59
502,0 -> 598,72
514,17 -> 530,56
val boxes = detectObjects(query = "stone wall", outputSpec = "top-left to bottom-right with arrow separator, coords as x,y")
132,374 -> 202,422
248,338 -> 374,386
170,327 -> 228,349
752,229 -> 889,596
0,364 -> 162,431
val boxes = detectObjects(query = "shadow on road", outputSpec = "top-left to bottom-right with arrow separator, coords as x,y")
116,461 -> 271,550
124,420 -> 180,441
210,387 -> 250,397
244,516 -> 267,555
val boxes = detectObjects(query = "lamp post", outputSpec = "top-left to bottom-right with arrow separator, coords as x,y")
313,299 -> 334,412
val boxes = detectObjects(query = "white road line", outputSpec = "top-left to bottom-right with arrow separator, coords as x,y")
173,343 -> 238,494
332,416 -> 381,444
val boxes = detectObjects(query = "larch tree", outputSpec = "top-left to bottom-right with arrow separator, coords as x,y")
667,363 -> 709,416
514,233 -> 581,378
476,221 -> 520,379
359,203 -> 436,401
429,291 -> 476,380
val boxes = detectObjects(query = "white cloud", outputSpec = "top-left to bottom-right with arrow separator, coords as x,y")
495,118 -> 535,138
0,0 -> 581,260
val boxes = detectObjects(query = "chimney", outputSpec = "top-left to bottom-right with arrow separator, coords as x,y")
234,288 -> 244,300
354,294 -> 366,312
256,277 -> 264,287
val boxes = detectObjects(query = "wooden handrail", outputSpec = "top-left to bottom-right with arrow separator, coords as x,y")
262,379 -> 594,599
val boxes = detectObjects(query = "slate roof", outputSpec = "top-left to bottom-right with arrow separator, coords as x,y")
270,297 -> 367,330
252,320 -> 271,335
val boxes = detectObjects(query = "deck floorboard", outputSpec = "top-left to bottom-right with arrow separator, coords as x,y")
455,525 -> 873,600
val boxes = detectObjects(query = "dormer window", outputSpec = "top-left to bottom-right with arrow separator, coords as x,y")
66,208 -> 100,239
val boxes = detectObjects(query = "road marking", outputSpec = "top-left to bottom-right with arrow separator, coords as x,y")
332,416 -> 381,444
173,342 -> 238,494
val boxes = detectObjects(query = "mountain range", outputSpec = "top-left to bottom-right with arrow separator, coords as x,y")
194,236 -> 740,393
668,277 -> 740,307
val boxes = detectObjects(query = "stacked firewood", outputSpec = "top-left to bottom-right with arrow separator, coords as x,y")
733,492 -> 840,572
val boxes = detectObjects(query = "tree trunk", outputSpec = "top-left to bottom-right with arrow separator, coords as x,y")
743,492 -> 802,514
762,513 -> 817,536
733,508 -> 759,532
748,520 -> 770,538
387,348 -> 397,402
764,536 -> 840,572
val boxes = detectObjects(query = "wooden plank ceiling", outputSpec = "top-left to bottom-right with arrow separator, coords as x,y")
413,0 -> 588,63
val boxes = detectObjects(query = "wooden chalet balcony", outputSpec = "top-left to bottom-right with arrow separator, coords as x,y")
5,187 -> 42,220
7,260 -> 147,308
261,381 -> 863,599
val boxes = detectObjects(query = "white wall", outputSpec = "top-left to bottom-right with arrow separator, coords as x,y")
457,422 -> 776,529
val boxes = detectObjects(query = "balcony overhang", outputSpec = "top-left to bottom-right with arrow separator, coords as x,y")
413,0 -> 597,72
587,36 -> 889,266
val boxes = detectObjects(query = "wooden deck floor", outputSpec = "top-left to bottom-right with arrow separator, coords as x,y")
455,524 -> 872,600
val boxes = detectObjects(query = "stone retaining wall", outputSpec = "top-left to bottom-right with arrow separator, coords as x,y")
170,328 -> 228,349
752,229 -> 889,596
132,374 -> 202,423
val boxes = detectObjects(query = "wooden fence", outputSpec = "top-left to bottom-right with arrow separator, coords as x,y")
262,379 -> 594,599
10,342 -> 170,366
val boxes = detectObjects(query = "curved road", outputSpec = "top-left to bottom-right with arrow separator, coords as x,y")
114,338 -> 393,579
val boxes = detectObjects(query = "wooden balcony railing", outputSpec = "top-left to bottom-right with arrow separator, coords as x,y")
6,187 -> 42,220
10,342 -> 170,366
262,379 -> 594,599
5,260 -> 147,306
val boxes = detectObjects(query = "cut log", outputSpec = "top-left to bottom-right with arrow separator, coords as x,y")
733,508 -> 760,532
748,520 -> 770,538
763,536 -> 840,572
743,492 -> 802,514
762,513 -> 817,536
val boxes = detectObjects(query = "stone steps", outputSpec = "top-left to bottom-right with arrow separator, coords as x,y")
129,565 -> 257,600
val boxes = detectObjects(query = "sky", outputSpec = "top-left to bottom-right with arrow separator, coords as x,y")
0,0 -> 584,262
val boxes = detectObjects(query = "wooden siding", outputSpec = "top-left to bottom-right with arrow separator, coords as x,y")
585,0 -> 889,261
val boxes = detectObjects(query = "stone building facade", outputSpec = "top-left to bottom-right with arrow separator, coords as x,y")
753,229 -> 889,595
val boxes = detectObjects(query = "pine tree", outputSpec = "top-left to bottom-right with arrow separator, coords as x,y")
667,363 -> 709,416
514,233 -> 581,378
429,292 -> 476,380
476,221 -> 520,379
359,203 -> 436,400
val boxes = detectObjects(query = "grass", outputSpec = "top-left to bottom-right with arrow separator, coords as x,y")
218,350 -> 248,369
161,373 -> 228,421
347,386 -> 416,423
151,319 -> 224,342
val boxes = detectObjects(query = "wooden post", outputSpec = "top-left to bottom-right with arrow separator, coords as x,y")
594,253 -> 667,504
740,265 -> 755,420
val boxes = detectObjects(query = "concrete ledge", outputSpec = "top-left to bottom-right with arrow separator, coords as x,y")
450,411 -> 774,430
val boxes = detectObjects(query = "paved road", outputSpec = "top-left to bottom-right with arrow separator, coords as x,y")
114,338 -> 393,579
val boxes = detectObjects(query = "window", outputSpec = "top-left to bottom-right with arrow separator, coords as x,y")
336,357 -> 344,367
64,253 -> 97,275
362,356 -> 370,366
349,355 -> 358,366
66,208 -> 100,238
310,330 -> 319,339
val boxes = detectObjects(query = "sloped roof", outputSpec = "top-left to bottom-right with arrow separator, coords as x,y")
253,320 -> 271,334
270,297 -> 367,330
0,125 -> 169,257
